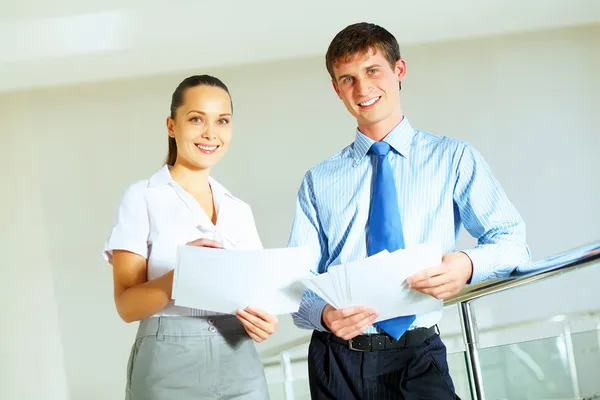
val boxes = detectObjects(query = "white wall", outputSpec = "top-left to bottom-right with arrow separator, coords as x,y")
0,23 -> 598,399
0,95 -> 70,399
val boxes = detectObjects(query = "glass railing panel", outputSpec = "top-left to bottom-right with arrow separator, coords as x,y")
292,379 -> 312,399
439,302 -> 467,354
572,328 -> 600,398
439,303 -> 472,399
470,259 -> 600,350
478,329 -> 600,399
465,255 -> 600,399
266,383 -> 285,400
447,351 -> 471,399
264,248 -> 600,399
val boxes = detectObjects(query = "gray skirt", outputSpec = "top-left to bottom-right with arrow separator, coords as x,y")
125,315 -> 270,400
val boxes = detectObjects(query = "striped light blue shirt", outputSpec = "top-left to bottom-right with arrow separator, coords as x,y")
288,117 -> 531,333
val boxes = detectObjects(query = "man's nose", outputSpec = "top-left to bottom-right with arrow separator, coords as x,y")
355,78 -> 373,97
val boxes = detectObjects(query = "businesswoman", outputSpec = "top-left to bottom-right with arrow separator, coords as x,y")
103,75 -> 277,400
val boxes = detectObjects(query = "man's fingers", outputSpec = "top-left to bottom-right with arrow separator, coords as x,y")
337,314 -> 378,340
323,305 -> 377,333
335,306 -> 378,320
336,306 -> 367,318
434,291 -> 455,300
408,264 -> 446,286
431,282 -> 459,299
409,272 -> 452,290
331,311 -> 377,338
331,310 -> 375,331
413,282 -> 457,299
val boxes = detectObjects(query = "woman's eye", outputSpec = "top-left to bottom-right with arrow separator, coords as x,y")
218,119 -> 230,125
190,117 -> 203,123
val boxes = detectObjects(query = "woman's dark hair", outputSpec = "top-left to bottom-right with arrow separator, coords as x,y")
165,74 -> 232,166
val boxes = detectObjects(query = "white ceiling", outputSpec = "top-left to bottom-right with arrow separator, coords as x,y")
1,0 -> 599,94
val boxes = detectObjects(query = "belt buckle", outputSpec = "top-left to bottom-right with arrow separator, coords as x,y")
348,337 -> 370,352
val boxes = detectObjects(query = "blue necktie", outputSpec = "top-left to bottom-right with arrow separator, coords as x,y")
367,142 -> 416,340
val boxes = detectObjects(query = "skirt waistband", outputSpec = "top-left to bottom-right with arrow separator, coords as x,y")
136,315 -> 246,339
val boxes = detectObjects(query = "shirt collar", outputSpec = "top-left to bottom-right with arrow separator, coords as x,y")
148,165 -> 232,198
352,117 -> 415,165
148,165 -> 173,187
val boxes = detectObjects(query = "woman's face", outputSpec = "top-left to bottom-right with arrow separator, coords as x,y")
167,85 -> 232,170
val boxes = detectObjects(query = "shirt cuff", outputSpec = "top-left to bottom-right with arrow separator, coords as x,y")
461,248 -> 492,284
309,298 -> 329,332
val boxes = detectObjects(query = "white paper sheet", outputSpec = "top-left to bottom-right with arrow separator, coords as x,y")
172,245 -> 311,315
305,244 -> 443,320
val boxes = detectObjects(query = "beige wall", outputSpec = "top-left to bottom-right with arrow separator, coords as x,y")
0,94 -> 70,399
0,23 -> 598,399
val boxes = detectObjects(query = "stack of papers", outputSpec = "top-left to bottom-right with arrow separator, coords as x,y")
172,245 -> 312,315
171,243 -> 444,321
303,245 -> 443,322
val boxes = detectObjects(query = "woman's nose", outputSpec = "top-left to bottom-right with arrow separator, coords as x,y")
201,124 -> 215,139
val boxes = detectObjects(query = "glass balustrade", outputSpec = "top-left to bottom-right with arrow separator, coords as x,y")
261,243 -> 600,400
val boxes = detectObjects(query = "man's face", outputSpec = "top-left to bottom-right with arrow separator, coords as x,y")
331,47 -> 405,133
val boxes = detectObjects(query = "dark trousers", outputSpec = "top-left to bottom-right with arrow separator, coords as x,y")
307,330 -> 459,399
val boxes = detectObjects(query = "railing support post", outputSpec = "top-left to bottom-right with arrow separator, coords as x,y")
459,301 -> 485,400
280,350 -> 295,400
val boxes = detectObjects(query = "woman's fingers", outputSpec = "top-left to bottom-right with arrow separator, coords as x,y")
235,307 -> 278,343
186,238 -> 222,248
236,314 -> 269,342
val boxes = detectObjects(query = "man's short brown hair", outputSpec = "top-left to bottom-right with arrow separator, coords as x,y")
325,22 -> 402,88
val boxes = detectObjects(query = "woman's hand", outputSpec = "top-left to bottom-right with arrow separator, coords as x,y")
235,307 -> 278,343
186,238 -> 223,248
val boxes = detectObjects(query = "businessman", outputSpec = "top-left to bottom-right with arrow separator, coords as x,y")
289,22 -> 531,399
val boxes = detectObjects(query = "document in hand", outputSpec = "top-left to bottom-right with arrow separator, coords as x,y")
172,245 -> 312,315
303,244 -> 443,322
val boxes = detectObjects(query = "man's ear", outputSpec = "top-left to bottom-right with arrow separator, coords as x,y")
394,58 -> 407,88
331,79 -> 342,99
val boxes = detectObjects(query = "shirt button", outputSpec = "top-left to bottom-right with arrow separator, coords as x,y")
208,326 -> 216,333
208,318 -> 215,325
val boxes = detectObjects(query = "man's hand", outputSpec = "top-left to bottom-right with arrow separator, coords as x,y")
322,305 -> 378,340
236,307 -> 278,343
407,252 -> 473,300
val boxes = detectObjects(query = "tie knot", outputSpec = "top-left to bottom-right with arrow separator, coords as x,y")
369,141 -> 391,156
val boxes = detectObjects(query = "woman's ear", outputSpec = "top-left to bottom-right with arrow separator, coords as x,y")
166,116 -> 176,138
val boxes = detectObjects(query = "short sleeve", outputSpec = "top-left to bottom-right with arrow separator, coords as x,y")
102,181 -> 150,264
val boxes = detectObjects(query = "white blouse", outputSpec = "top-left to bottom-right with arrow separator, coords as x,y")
103,165 -> 263,317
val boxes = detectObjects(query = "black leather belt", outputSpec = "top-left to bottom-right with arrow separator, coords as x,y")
322,325 -> 438,352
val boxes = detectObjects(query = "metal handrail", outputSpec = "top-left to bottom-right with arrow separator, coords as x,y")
262,241 -> 600,399
446,241 -> 600,306
454,241 -> 599,400
260,242 -> 600,358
